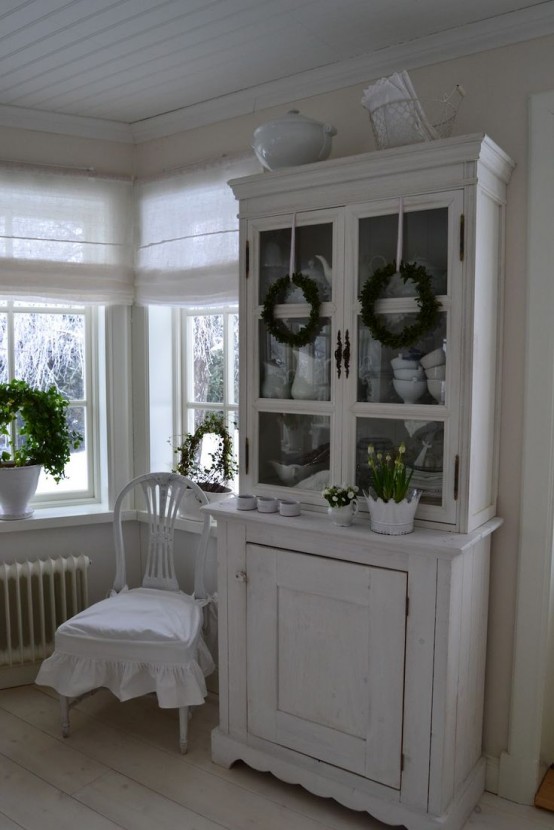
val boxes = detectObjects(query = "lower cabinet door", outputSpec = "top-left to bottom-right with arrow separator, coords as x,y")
246,545 -> 408,789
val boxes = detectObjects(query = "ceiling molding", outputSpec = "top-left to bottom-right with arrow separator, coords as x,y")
131,4 -> 554,143
1,4 -> 553,146
0,102 -> 133,143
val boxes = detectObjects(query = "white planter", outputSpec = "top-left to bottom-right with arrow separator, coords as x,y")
327,502 -> 358,527
0,464 -> 42,520
180,487 -> 233,521
365,490 -> 421,535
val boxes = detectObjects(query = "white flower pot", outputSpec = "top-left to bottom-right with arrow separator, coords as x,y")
365,489 -> 421,535
180,487 -> 233,520
327,502 -> 358,527
0,464 -> 42,520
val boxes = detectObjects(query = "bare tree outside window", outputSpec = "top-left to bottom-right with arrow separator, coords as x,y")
0,302 -> 90,496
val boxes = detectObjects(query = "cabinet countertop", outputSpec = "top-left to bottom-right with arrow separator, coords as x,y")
205,499 -> 502,559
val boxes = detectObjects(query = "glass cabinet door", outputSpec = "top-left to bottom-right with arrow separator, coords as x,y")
258,412 -> 330,492
259,223 -> 333,304
249,214 -> 338,500
356,204 -> 450,407
348,195 -> 462,526
355,417 -> 446,508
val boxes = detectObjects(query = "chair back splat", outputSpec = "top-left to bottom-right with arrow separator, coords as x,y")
112,473 -> 209,594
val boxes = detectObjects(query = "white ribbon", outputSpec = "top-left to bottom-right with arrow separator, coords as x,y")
396,197 -> 404,270
289,213 -> 296,280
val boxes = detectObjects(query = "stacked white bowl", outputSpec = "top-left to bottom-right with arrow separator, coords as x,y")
420,348 -> 446,402
390,355 -> 426,404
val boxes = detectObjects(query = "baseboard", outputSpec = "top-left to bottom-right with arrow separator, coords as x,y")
0,663 -> 39,690
498,750 -> 546,804
485,754 -> 499,794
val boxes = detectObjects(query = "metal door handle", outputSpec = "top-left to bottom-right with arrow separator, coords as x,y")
335,330 -> 342,378
344,329 -> 351,379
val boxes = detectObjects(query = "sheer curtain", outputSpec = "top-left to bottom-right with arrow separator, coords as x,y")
0,165 -> 134,304
135,155 -> 259,307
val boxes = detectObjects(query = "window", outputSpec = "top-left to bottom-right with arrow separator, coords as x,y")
178,306 -> 239,485
0,300 -> 97,502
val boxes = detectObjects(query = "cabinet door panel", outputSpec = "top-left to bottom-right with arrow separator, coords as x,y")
246,545 -> 407,789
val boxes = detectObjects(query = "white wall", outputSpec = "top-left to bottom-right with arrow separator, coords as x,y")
2,31 -> 554,784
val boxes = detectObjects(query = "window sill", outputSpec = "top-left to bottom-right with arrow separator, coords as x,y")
0,503 -> 114,532
0,504 -> 215,534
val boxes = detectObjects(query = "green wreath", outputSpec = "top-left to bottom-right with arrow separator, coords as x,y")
359,261 -> 442,350
261,272 -> 322,348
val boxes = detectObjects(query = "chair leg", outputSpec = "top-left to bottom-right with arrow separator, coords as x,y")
178,706 -> 189,754
60,695 -> 70,738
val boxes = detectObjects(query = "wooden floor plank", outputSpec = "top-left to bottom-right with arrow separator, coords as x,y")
75,770 -> 227,830
68,690 -> 381,829
1,688 -> 364,830
0,811 -> 25,829
0,685 -> 551,830
0,708 -> 107,795
0,755 -> 124,830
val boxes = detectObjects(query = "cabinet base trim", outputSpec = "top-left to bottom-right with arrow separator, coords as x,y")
211,728 -> 485,830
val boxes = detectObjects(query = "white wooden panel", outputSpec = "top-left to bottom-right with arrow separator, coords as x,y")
467,191 -> 502,528
247,545 -> 407,789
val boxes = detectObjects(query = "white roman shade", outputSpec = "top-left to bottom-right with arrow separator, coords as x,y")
0,166 -> 134,304
135,155 -> 259,307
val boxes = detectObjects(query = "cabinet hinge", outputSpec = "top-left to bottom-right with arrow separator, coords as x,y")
245,240 -> 250,278
245,437 -> 249,474
454,455 -> 460,501
459,214 -> 465,261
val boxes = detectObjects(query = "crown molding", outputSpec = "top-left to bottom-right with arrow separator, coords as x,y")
0,103 -> 133,144
0,4 -> 553,145
130,4 -> 554,143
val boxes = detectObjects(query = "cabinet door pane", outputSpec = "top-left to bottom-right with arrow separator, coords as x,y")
259,224 -> 333,303
260,319 -> 331,401
358,208 -> 448,296
358,312 -> 447,404
258,412 -> 330,490
356,417 -> 445,507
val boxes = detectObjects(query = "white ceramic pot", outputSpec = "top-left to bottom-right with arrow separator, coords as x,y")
365,489 -> 421,535
327,501 -> 358,527
0,464 -> 41,520
180,487 -> 233,520
252,110 -> 337,171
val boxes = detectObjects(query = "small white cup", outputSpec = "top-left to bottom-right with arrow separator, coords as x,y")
236,494 -> 257,510
257,496 -> 279,513
279,499 -> 300,517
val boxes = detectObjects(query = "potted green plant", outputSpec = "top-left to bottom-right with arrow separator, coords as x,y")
0,378 -> 83,519
321,484 -> 359,526
173,413 -> 237,518
364,443 -> 421,535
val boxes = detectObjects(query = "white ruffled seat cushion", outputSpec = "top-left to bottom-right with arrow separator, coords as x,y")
36,588 -> 215,708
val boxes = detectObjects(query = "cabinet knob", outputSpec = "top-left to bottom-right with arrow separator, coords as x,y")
235,570 -> 248,583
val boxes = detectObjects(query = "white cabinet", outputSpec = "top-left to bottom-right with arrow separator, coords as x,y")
230,134 -> 514,532
209,502 -> 498,830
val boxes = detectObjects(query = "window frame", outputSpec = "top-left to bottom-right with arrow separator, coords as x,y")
176,304 -> 239,483
0,300 -> 101,507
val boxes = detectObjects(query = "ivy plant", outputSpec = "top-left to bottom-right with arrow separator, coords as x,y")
173,412 -> 237,493
0,379 -> 83,483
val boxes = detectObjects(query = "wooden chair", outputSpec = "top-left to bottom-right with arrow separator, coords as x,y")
36,472 -> 214,753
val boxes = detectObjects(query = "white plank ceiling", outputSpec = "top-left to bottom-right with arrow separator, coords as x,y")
0,0 -> 553,141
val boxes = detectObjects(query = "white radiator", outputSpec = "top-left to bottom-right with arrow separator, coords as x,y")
0,554 -> 90,669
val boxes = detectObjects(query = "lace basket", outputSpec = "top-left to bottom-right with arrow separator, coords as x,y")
362,71 -> 465,150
